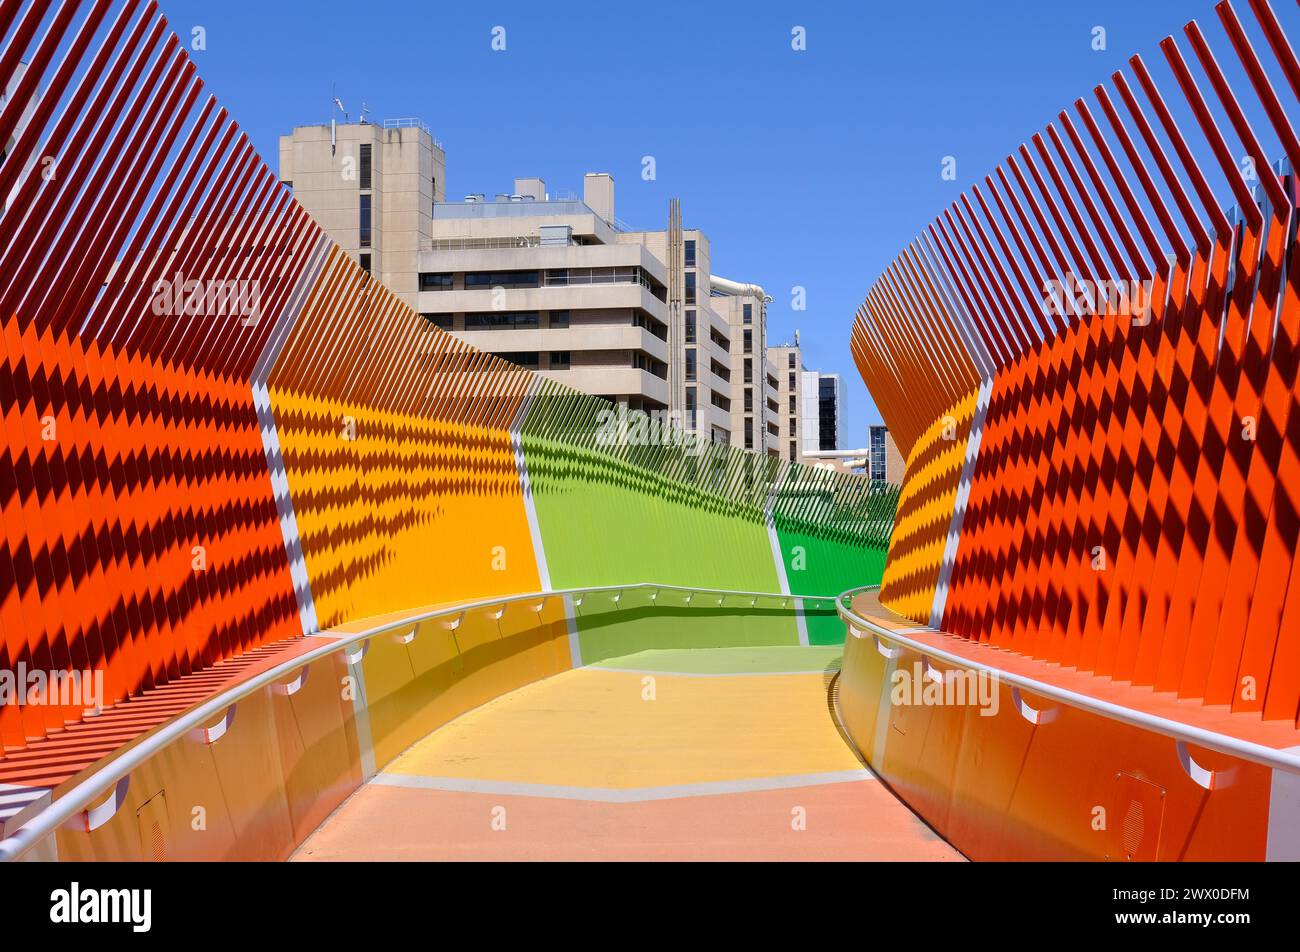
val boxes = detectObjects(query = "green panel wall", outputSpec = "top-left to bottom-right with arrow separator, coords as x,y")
773,468 -> 898,644
568,589 -> 801,663
519,382 -> 898,656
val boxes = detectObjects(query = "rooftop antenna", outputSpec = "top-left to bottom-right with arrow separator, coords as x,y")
331,84 -> 347,155
359,102 -> 372,124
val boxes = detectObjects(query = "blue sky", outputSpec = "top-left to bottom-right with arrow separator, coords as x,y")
160,0 -> 1298,444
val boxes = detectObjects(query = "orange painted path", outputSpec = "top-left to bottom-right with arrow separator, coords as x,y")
293,648 -> 962,861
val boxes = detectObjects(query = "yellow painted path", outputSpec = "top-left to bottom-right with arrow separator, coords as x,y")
295,652 -> 963,861
385,668 -> 860,788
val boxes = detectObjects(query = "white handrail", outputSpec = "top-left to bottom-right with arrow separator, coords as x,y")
0,582 -> 836,862
836,585 -> 1300,777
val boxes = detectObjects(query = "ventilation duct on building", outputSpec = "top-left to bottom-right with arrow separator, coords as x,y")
710,274 -> 772,303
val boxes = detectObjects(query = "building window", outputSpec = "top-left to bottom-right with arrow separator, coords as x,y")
496,351 -> 540,370
633,311 -> 668,340
684,239 -> 696,267
744,418 -> 753,450
743,359 -> 753,383
744,390 -> 753,412
685,310 -> 696,344
787,352 -> 796,368
819,378 -> 838,451
550,310 -> 570,328
685,348 -> 697,382
789,395 -> 796,413
870,425 -> 888,481
743,303 -> 752,325
542,266 -> 655,289
465,270 -> 538,289
685,272 -> 696,305
789,440 -> 797,459
359,194 -> 372,248
788,371 -> 796,390
358,253 -> 371,276
419,272 -> 453,291
686,387 -> 697,429
743,329 -> 752,354
464,311 -> 540,329
550,351 -> 571,370
423,313 -> 453,330
632,352 -> 668,378
359,143 -> 372,190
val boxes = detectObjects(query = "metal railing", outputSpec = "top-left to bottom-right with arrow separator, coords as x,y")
0,582 -> 838,862
433,200 -> 595,220
421,236 -> 542,252
543,267 -> 658,295
382,117 -> 442,149
836,585 -> 1300,778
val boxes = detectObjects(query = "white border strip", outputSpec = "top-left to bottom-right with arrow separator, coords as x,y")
371,769 -> 875,802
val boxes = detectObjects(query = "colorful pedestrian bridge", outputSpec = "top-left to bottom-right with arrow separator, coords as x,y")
1,0 -> 1299,861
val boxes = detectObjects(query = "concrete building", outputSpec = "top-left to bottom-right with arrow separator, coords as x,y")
868,424 -> 905,483
767,341 -> 805,463
279,118 -> 446,305
279,121 -> 785,455
415,175 -> 672,415
614,203 -> 737,442
704,279 -> 777,455
769,340 -> 861,466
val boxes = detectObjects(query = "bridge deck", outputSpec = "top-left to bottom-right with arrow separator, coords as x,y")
292,647 -> 961,861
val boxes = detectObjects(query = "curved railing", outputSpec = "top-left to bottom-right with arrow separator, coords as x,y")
0,582 -> 839,862
836,585 -> 1300,779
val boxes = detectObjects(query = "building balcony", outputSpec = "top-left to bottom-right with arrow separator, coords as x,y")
704,332 -> 730,367
537,366 -> 668,405
429,200 -> 621,245
705,401 -> 731,433
418,283 -> 668,324
444,323 -> 668,363
416,241 -> 668,286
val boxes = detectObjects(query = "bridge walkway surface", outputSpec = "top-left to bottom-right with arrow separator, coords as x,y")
292,646 -> 962,861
